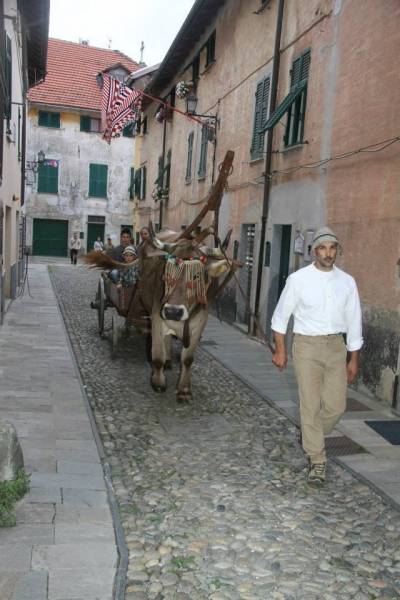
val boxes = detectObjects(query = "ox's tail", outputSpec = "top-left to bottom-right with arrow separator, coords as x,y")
83,250 -> 127,270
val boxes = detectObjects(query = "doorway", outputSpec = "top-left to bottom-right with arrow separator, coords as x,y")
87,223 -> 105,252
265,224 -> 293,337
236,223 -> 256,326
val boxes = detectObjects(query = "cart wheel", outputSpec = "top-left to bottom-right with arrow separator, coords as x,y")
97,278 -> 106,336
111,314 -> 119,358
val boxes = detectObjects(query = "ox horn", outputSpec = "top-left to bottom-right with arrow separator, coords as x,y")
148,221 -> 179,252
221,228 -> 232,251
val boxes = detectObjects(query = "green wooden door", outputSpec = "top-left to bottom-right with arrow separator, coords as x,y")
87,223 -> 105,252
32,219 -> 68,257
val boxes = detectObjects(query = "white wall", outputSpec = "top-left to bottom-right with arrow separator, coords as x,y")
25,108 -> 135,250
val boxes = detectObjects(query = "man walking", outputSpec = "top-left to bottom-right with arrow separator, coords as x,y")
69,232 -> 81,265
271,227 -> 363,485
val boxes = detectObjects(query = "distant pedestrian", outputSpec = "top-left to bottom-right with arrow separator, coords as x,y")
271,227 -> 363,485
69,232 -> 81,265
93,237 -> 104,252
105,235 -> 114,252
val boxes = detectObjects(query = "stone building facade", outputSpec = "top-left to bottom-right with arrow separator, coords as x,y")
137,0 -> 400,407
25,39 -> 138,257
0,0 -> 49,320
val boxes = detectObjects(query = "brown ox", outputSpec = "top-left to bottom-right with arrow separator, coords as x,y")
129,227 -> 236,402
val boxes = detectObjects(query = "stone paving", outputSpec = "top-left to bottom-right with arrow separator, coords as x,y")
50,265 -> 400,600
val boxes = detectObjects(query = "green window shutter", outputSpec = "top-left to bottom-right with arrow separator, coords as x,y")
198,126 -> 208,177
89,164 -> 108,198
37,161 -> 59,194
38,111 -> 60,128
5,34 -> 11,119
206,31 -> 216,66
156,156 -> 163,186
141,166 -> 147,199
129,167 -> 135,199
284,49 -> 311,146
290,49 -> 311,88
251,76 -> 270,159
134,168 -> 142,198
80,115 -> 91,132
186,132 -> 194,181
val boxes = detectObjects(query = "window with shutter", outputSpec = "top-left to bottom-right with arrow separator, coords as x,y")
140,166 -> 147,200
134,168 -> 142,198
38,111 -> 61,128
129,168 -> 135,199
205,31 -> 216,67
250,76 -> 270,160
186,132 -> 194,182
123,123 -> 134,137
38,161 -> 59,194
89,164 -> 108,198
198,126 -> 208,178
284,49 -> 311,147
80,116 -> 100,132
192,55 -> 200,83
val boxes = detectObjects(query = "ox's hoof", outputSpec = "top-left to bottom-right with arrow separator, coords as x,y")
151,380 -> 167,393
177,390 -> 192,404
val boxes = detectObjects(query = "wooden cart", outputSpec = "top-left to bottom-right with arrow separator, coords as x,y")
91,273 -> 150,355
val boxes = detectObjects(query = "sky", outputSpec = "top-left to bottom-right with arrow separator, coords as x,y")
49,0 -> 196,66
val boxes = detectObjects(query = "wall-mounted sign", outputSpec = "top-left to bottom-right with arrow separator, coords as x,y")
294,231 -> 305,255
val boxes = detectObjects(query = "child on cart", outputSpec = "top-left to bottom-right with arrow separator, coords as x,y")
109,245 -> 139,288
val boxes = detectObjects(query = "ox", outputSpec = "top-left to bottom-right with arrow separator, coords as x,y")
129,227 -> 237,402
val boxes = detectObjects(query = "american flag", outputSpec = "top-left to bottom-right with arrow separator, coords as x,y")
100,73 -> 142,143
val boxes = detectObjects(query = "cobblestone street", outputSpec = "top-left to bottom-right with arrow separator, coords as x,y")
50,266 -> 400,600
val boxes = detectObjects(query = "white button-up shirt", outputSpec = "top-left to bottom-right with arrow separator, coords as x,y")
271,263 -> 363,351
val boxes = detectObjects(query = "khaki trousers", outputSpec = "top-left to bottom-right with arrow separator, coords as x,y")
292,334 -> 347,464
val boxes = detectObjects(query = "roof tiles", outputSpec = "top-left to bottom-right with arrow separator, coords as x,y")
28,38 -> 139,111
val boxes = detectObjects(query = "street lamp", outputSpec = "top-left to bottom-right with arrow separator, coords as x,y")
185,91 -> 219,129
25,150 -> 45,174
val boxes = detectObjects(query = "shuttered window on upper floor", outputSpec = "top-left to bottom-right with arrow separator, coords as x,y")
38,111 -> 61,128
250,76 -> 270,160
80,116 -> 100,132
38,161 -> 59,194
186,131 -> 194,182
284,48 -> 311,147
89,164 -> 108,198
198,126 -> 208,178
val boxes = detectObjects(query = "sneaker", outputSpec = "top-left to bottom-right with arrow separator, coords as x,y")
308,462 -> 326,485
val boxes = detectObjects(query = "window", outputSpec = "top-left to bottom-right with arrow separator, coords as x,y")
140,166 -> 147,200
122,122 -> 135,137
5,34 -> 11,120
259,50 -> 311,147
198,126 -> 208,178
192,54 -> 200,83
38,111 -> 61,128
134,167 -> 146,200
205,31 -> 216,67
38,160 -> 59,194
89,164 -> 108,198
80,116 -> 100,132
186,132 -> 194,181
129,168 -> 135,199
250,76 -> 270,160
284,49 -> 311,146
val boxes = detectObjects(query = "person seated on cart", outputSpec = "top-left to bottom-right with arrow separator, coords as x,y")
109,245 -> 139,288
108,228 -> 132,262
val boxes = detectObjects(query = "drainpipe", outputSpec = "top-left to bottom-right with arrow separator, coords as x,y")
158,117 -> 167,229
252,0 -> 285,337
